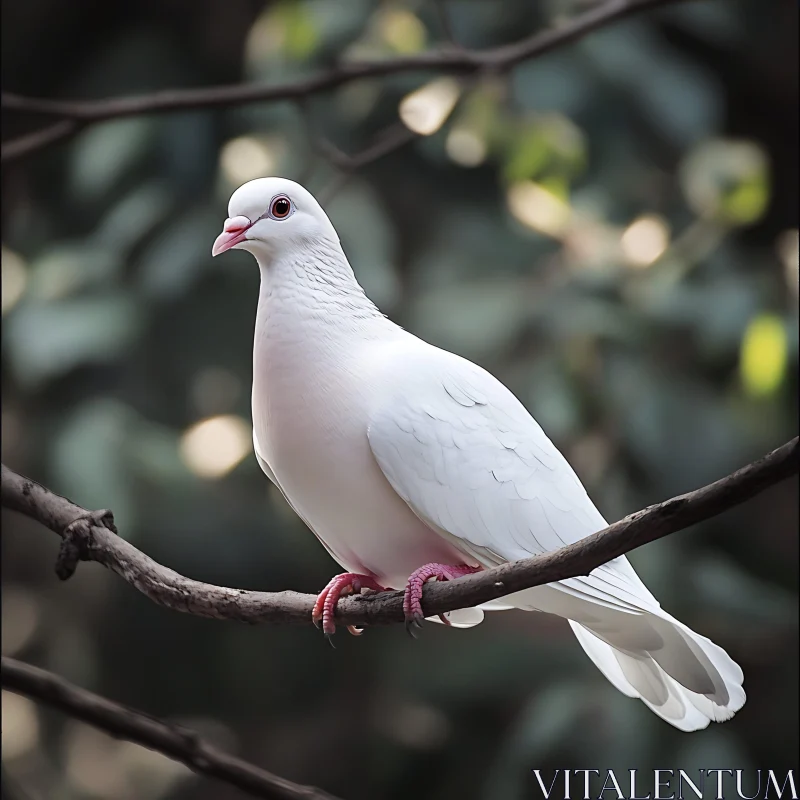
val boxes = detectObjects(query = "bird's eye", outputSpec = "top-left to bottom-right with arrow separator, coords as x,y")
270,196 -> 292,220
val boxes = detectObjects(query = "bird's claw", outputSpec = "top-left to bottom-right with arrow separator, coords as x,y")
404,614 -> 424,638
401,562 -> 482,635
311,573 -> 386,638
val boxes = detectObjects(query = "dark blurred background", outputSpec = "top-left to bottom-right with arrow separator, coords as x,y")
2,1 -> 798,799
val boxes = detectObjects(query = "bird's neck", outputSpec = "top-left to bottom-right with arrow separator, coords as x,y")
253,237 -> 389,347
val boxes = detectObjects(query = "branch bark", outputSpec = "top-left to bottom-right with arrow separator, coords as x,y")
2,437 -> 797,630
1,0 -> 692,163
1,657 -> 341,800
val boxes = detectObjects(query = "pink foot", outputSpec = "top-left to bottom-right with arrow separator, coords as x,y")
403,563 -> 482,633
312,573 -> 387,638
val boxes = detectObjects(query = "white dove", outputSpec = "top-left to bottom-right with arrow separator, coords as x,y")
212,177 -> 745,731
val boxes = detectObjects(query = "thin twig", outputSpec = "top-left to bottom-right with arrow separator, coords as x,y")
0,119 -> 78,162
314,122 -> 420,203
432,0 -> 463,50
297,92 -> 420,203
1,0 -> 692,163
315,123 -> 419,173
2,437 -> 796,630
1,657 -> 340,800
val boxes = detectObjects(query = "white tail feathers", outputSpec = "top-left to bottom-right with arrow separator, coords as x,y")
570,614 -> 745,731
425,582 -> 745,731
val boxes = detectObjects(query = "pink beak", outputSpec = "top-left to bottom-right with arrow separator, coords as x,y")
212,216 -> 252,256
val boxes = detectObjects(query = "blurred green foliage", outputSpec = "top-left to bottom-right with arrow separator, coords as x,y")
1,1 -> 798,799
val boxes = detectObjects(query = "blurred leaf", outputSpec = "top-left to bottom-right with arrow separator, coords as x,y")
247,0 -> 320,68
605,355 -> 749,493
631,273 -> 762,355
411,215 -> 538,294
27,243 -> 123,301
504,131 -> 549,184
136,207 -> 220,299
68,118 -> 155,202
51,398 -> 137,530
511,52 -> 591,117
680,139 -> 770,225
281,3 -> 320,59
502,115 -> 586,185
582,24 -> 723,145
664,0 -> 743,46
722,176 -> 770,226
739,313 -> 788,398
407,278 -> 530,362
538,292 -> 644,345
455,82 -> 506,145
304,0 -> 371,47
374,6 -> 427,54
5,294 -> 141,387
126,419 -> 185,485
537,174 -> 570,203
91,182 -> 174,256
247,0 -> 367,77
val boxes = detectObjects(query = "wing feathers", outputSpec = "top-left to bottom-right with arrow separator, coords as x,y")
368,347 -> 655,613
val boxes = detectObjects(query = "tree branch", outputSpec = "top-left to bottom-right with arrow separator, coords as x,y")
313,122 -> 420,174
1,0 -> 692,163
2,437 -> 797,629
0,657 -> 341,800
0,119 -> 78,162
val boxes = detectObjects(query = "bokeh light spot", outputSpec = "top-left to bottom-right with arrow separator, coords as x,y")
180,415 -> 251,479
2,691 -> 40,760
621,215 -> 670,267
507,181 -> 571,238
399,78 -> 460,136
1,586 -> 40,656
220,137 -> 277,187
446,128 -> 487,167
2,246 -> 28,315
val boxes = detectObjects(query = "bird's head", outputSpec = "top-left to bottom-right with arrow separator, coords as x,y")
212,177 -> 338,262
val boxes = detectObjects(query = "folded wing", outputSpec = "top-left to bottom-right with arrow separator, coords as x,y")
367,346 -> 659,614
